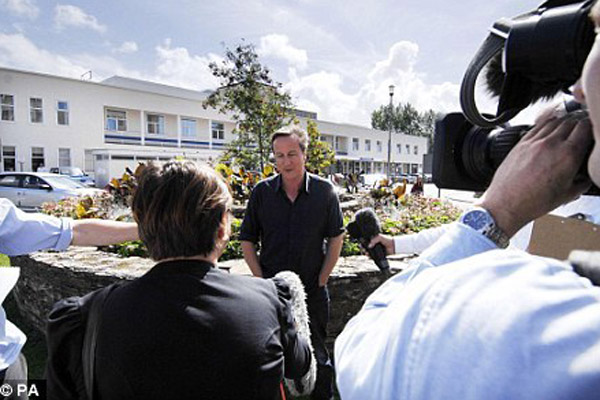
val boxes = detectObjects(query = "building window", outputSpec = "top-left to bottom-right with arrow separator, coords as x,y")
57,101 -> 69,125
30,97 -> 43,123
31,147 -> 45,172
147,114 -> 165,134
414,145 -> 419,155
376,140 -> 382,153
211,121 -> 224,140
2,146 -> 16,171
58,148 -> 71,167
106,109 -> 127,132
334,137 -> 340,151
406,144 -> 410,154
397,144 -> 402,154
365,139 -> 371,152
181,118 -> 197,138
352,138 -> 359,151
1,94 -> 14,121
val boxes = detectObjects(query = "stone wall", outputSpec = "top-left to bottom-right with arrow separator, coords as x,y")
10,248 -> 409,344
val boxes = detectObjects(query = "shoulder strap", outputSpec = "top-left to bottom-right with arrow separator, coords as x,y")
81,283 -> 120,400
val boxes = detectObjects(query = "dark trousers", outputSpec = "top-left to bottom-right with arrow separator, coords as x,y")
0,353 -> 28,400
307,286 -> 333,400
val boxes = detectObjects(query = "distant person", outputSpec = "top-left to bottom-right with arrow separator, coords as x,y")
240,128 -> 344,400
0,198 -> 138,396
410,175 -> 424,195
47,161 -> 313,399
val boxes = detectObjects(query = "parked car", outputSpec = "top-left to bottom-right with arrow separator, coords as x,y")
40,167 -> 96,187
0,172 -> 102,212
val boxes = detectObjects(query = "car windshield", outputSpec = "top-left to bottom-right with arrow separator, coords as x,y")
43,175 -> 86,190
63,167 -> 84,176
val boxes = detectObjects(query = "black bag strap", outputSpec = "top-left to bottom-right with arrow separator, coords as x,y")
81,283 -> 120,400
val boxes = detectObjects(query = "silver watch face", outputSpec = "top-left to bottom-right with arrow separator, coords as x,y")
461,209 -> 491,231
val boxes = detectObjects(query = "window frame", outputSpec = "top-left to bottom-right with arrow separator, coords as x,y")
1,94 -> 15,122
31,146 -> 45,172
147,113 -> 165,135
29,97 -> 43,124
352,138 -> 359,151
2,146 -> 16,172
56,100 -> 69,126
58,148 -> 71,167
181,118 -> 197,138
105,109 -> 127,132
211,121 -> 225,140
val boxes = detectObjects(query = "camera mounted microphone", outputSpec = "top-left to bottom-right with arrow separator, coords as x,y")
347,208 -> 390,274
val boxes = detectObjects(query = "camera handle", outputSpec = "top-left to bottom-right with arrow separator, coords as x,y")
460,19 -> 520,128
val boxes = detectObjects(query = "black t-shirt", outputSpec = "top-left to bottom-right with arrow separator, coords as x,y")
239,173 -> 345,293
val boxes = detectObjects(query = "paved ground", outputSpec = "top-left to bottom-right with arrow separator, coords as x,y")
422,183 -> 476,210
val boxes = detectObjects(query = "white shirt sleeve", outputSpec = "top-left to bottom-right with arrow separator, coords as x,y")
0,199 -> 73,256
392,225 -> 450,255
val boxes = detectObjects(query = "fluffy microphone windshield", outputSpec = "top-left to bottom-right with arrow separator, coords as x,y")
484,52 -> 566,104
353,208 -> 381,239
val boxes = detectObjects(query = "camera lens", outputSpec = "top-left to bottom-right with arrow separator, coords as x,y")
461,125 -> 528,186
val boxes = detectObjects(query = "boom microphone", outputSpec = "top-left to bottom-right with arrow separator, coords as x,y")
347,208 -> 390,274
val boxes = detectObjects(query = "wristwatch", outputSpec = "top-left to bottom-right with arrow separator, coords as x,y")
459,207 -> 510,248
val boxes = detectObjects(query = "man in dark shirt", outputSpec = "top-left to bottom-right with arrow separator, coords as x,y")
240,127 -> 344,400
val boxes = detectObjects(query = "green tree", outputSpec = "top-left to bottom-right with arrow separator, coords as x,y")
371,102 -> 441,151
305,120 -> 335,176
203,42 -> 296,171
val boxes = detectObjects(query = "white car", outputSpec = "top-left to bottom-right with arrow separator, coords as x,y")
0,172 -> 102,211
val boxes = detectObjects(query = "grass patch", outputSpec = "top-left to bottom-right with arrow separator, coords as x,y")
0,254 -> 10,266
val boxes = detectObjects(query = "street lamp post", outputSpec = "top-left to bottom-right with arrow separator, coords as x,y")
387,84 -> 395,179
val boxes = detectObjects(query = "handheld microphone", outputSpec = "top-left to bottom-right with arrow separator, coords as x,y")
347,208 -> 390,274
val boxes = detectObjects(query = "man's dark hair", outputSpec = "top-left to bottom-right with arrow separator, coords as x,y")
132,161 -> 232,260
271,127 -> 309,153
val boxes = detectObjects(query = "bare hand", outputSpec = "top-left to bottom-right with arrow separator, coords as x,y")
368,234 -> 395,256
318,273 -> 329,287
479,113 -> 593,237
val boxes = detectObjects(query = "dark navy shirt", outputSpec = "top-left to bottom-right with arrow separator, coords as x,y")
240,172 -> 344,292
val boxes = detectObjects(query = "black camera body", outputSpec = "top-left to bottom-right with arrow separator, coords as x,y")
434,0 -> 596,192
433,113 -> 527,192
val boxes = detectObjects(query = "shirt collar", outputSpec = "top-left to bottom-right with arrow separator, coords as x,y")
274,172 -> 311,194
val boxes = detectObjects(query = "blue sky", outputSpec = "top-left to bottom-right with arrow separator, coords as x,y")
0,0 -> 544,127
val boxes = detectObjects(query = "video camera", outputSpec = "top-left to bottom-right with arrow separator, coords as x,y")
433,0 -> 597,192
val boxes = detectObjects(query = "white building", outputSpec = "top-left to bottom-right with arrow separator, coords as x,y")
0,66 -> 427,187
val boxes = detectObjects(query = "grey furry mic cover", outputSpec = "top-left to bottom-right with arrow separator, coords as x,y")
273,271 -> 317,397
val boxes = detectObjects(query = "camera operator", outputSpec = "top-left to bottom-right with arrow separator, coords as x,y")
334,3 -> 600,400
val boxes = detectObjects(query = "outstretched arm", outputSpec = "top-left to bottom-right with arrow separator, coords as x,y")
71,219 -> 138,247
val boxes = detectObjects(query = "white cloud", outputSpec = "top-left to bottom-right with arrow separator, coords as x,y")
286,40 -> 461,127
258,34 -> 308,70
54,4 -> 106,33
0,32 -> 89,77
0,33 -> 142,81
153,39 -> 221,91
113,41 -> 138,54
1,0 -> 39,19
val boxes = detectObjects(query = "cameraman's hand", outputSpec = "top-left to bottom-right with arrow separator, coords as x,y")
369,234 -> 395,256
478,114 -> 593,237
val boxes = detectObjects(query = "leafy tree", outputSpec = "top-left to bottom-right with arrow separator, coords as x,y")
371,102 -> 441,151
203,42 -> 296,171
305,120 -> 335,176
